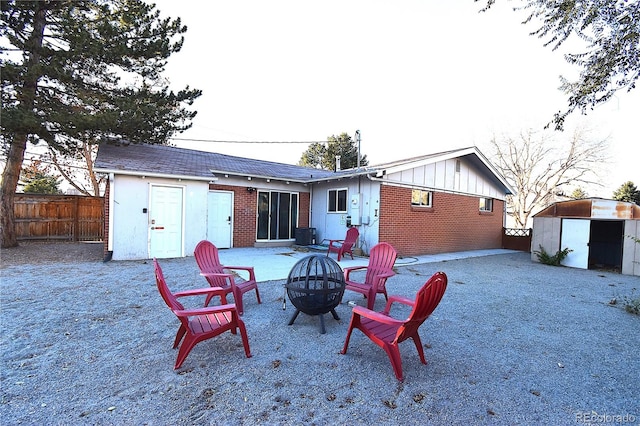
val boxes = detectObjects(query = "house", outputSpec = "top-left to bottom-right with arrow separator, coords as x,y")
531,198 -> 640,276
94,142 -> 514,261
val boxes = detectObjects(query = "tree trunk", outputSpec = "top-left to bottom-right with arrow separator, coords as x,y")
0,3 -> 47,248
0,134 -> 29,247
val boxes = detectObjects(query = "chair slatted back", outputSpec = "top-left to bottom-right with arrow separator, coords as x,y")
194,240 -> 229,288
396,271 -> 447,343
154,258 -> 185,312
364,242 -> 397,283
342,227 -> 359,251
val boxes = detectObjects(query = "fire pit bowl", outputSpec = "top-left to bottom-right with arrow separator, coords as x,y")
285,255 -> 346,334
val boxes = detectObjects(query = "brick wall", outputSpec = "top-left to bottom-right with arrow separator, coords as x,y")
379,185 -> 504,256
298,192 -> 310,228
210,184 -> 255,247
210,184 -> 310,247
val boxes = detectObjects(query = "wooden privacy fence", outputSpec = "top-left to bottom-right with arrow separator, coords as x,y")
13,194 -> 104,242
502,227 -> 532,252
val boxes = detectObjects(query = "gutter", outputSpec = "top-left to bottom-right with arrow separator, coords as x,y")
365,174 -> 511,201
93,168 -> 217,182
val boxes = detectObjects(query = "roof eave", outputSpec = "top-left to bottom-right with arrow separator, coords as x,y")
94,167 -> 217,182
208,169 -> 310,184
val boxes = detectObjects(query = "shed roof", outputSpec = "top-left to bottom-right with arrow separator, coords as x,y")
534,198 -> 640,219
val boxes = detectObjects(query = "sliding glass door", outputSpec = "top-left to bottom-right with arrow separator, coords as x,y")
257,191 -> 298,241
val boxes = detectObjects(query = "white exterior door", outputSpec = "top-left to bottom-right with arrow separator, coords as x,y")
149,185 -> 184,258
561,218 -> 590,269
207,191 -> 233,248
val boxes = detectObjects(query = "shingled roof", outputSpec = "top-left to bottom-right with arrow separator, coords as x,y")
94,142 -> 340,183
94,141 -> 512,194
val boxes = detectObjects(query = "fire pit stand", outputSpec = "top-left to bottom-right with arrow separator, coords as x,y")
285,255 -> 346,334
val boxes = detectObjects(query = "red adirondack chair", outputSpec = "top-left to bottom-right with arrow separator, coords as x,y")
341,271 -> 448,381
153,259 -> 252,369
327,227 -> 359,261
344,242 -> 397,310
194,240 -> 261,315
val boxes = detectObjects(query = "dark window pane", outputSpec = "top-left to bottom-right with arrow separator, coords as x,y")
328,190 -> 337,212
270,192 -> 278,239
278,193 -> 290,239
257,192 -> 269,239
337,189 -> 347,211
290,194 -> 298,238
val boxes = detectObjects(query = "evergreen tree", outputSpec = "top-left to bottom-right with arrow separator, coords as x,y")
1,0 -> 201,247
479,0 -> 640,130
298,132 -> 368,171
21,159 -> 61,194
612,181 -> 640,204
570,187 -> 588,199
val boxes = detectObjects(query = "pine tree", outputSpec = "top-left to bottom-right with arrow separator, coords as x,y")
1,0 -> 202,247
612,181 -> 640,204
479,0 -> 640,130
21,159 -> 62,194
298,132 -> 368,171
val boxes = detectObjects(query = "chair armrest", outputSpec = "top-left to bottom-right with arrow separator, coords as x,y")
369,269 -> 395,286
352,306 -> 402,325
174,287 -> 227,298
383,295 -> 415,315
200,272 -> 236,282
344,265 -> 367,280
223,266 -> 256,282
374,269 -> 395,279
174,303 -> 237,317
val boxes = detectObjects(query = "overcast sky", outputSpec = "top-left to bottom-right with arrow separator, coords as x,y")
151,0 -> 639,198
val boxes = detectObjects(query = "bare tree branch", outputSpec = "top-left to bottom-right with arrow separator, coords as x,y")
489,127 -> 609,228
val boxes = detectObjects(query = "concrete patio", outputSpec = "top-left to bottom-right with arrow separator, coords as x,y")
215,245 -> 519,282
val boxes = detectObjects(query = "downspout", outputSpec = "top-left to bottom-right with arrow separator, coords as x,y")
104,173 -> 115,262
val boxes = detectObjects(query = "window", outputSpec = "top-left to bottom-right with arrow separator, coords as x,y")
257,191 -> 298,240
411,189 -> 433,207
479,197 -> 493,212
328,188 -> 348,212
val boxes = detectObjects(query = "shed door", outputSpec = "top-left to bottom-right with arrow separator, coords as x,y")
560,219 -> 590,269
207,191 -> 233,248
149,185 -> 184,258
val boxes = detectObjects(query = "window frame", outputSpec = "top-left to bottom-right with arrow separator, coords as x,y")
411,189 -> 433,208
328,188 -> 348,213
479,197 -> 493,212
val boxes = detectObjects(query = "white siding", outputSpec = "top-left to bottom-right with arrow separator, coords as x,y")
622,220 -> 640,276
385,158 -> 504,199
310,179 -> 381,255
111,175 -> 209,260
531,217 -> 562,263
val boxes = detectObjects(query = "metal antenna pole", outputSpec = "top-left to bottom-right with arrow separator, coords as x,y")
355,130 -> 361,169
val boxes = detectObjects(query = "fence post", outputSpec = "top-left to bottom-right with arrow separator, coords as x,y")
73,196 -> 79,242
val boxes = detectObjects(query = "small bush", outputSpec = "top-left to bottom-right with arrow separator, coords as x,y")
622,290 -> 640,315
534,245 -> 573,266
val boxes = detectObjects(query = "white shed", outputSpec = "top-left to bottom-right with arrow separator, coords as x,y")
531,198 -> 640,276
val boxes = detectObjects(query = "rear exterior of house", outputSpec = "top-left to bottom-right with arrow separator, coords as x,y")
379,186 -> 504,256
96,142 -> 323,261
96,143 -> 513,261
102,174 -> 310,260
310,148 -> 512,257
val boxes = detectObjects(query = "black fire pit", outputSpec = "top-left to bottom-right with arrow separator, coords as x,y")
285,255 -> 346,334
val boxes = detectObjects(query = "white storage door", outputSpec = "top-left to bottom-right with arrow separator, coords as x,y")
560,219 -> 590,269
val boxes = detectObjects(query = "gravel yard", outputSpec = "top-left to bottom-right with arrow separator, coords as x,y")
1,242 -> 638,425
